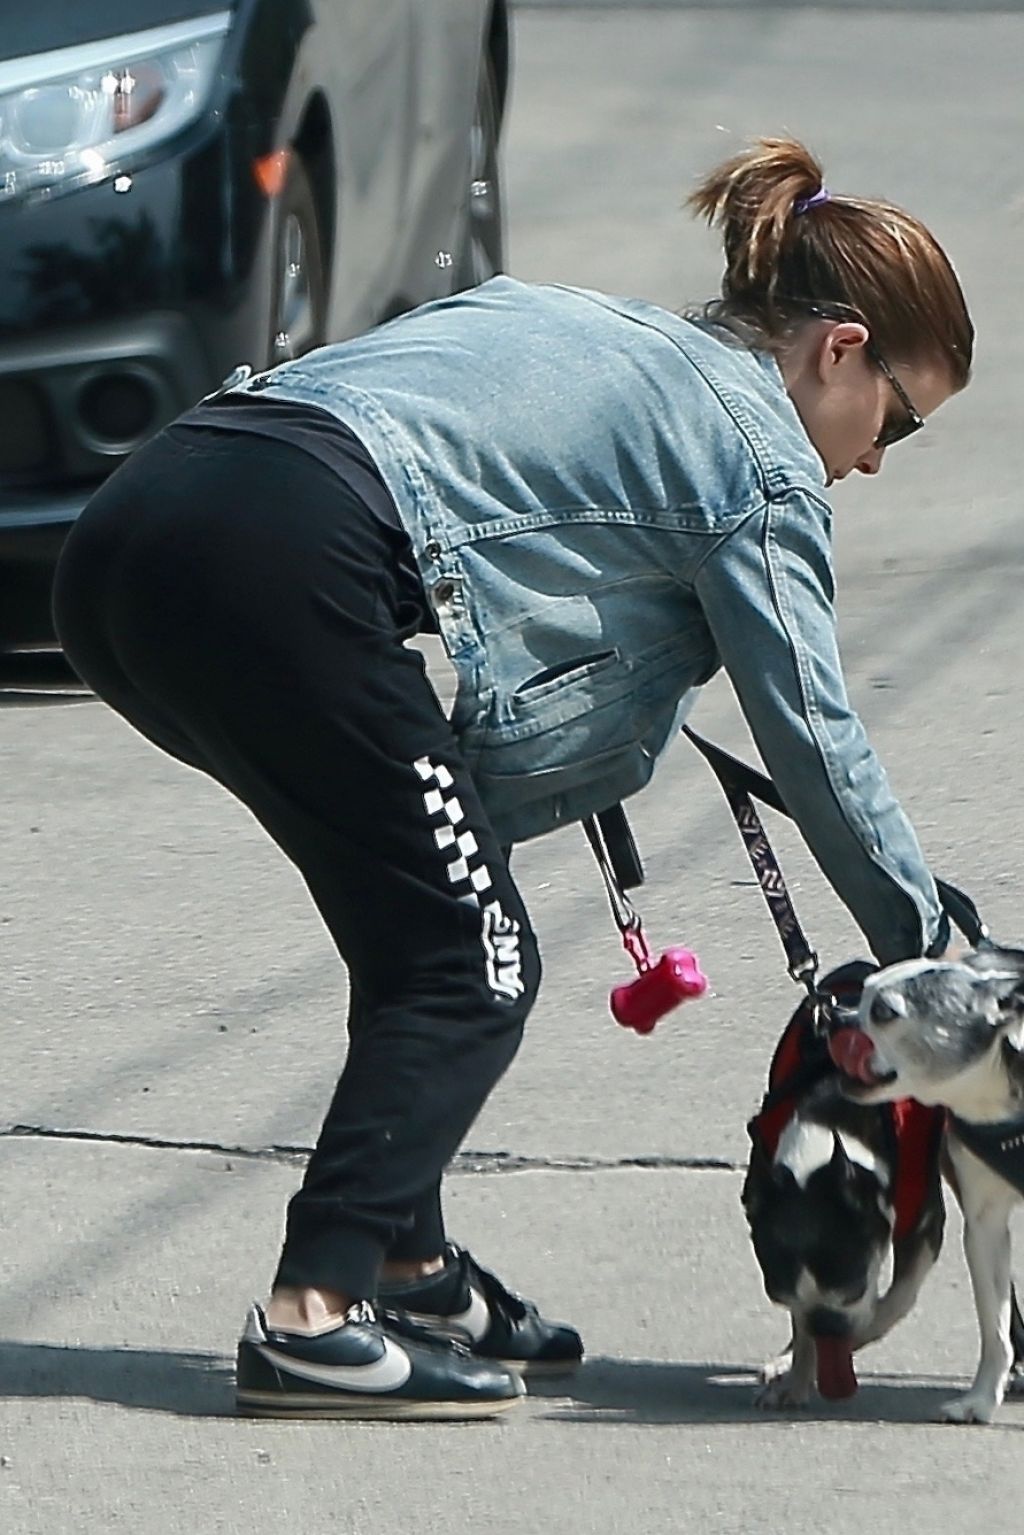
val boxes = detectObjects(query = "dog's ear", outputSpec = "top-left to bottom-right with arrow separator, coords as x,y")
742,1137 -> 793,1215
828,1132 -> 855,1184
962,946 -> 1024,1027
741,1164 -> 758,1213
829,1133 -> 883,1215
741,1136 -> 770,1214
963,944 -> 1024,985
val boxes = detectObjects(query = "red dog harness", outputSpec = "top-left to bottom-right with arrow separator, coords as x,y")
749,965 -> 946,1243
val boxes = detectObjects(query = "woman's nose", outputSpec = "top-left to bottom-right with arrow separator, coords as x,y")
855,446 -> 885,477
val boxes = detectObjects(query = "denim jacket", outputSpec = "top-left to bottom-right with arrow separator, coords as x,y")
230,276 -> 944,963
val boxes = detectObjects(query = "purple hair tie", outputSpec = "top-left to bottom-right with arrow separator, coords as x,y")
794,187 -> 831,215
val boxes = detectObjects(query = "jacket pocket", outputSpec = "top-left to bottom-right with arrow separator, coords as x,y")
511,648 -> 621,709
467,654 -> 637,803
455,632 -> 714,815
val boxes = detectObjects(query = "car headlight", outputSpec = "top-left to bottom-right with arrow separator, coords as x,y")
0,12 -> 231,204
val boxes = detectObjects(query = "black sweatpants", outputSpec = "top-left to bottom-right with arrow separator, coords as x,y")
52,425 -> 541,1300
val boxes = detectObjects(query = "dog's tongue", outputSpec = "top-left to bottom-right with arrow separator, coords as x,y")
828,1027 -> 879,1084
815,1335 -> 858,1399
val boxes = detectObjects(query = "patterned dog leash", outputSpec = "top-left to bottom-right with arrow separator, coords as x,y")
583,727 -> 988,1028
679,724 -> 989,981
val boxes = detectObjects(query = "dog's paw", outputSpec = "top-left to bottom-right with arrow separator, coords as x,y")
939,1392 -> 999,1425
1007,1368 -> 1024,1398
758,1351 -> 793,1386
755,1373 -> 812,1410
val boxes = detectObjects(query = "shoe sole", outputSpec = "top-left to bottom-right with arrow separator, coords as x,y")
236,1389 -> 523,1421
493,1356 -> 583,1377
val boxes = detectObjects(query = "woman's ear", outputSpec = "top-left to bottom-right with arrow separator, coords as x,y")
816,321 -> 871,384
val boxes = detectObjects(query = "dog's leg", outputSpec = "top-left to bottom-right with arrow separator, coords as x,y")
941,1199 -> 1015,1425
758,1336 -> 793,1385
854,1231 -> 940,1350
756,1319 -> 816,1409
1008,1283 -> 1024,1396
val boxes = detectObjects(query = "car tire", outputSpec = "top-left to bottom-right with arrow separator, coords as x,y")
269,156 -> 327,363
454,52 -> 504,290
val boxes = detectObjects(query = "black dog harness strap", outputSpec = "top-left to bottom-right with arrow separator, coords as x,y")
949,1115 -> 1024,1195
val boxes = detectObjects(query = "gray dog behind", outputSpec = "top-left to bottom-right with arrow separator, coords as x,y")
831,947 -> 1024,1423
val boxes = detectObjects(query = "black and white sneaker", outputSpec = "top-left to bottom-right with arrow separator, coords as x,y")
377,1244 -> 584,1375
235,1300 -> 525,1420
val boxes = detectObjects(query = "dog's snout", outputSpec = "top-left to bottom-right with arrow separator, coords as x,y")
807,1306 -> 853,1339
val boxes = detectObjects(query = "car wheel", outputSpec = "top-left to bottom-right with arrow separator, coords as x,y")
269,157 -> 327,363
454,52 -> 504,290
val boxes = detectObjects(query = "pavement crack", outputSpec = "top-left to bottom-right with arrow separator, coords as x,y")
0,1123 -> 742,1173
2,1122 -> 313,1166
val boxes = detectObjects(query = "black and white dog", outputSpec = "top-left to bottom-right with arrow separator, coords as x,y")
830,946 -> 1024,1423
743,962 -> 947,1409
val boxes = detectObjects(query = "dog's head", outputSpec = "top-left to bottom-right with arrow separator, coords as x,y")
743,1091 -> 895,1397
830,946 -> 1024,1111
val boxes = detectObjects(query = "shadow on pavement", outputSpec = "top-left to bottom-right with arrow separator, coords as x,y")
0,649 -> 90,705
0,1339 -> 234,1417
527,1356 -> 1024,1429
2,1342 -> 1022,1428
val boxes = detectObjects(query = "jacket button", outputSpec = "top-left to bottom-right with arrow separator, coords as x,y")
432,578 -> 455,604
424,540 -> 442,561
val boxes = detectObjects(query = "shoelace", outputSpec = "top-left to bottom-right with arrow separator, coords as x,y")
461,1251 -> 532,1325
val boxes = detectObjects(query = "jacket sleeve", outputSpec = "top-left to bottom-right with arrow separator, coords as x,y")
692,489 -> 946,965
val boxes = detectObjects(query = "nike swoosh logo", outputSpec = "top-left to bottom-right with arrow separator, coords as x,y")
256,1337 -> 413,1392
450,1285 -> 491,1345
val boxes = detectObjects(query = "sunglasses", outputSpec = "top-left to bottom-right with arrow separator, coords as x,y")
866,344 -> 925,450
797,301 -> 926,451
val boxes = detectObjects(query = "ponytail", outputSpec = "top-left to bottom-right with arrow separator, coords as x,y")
688,136 -> 973,385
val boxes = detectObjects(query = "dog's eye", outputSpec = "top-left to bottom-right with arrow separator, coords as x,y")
870,996 -> 902,1025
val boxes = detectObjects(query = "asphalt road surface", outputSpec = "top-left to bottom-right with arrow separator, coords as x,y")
3,6 -> 1023,1533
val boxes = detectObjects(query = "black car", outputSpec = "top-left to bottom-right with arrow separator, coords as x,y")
0,0 -> 509,651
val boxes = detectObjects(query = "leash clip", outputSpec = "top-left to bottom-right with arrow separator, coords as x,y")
583,813 -> 708,1033
788,952 -> 819,997
622,916 -> 654,975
